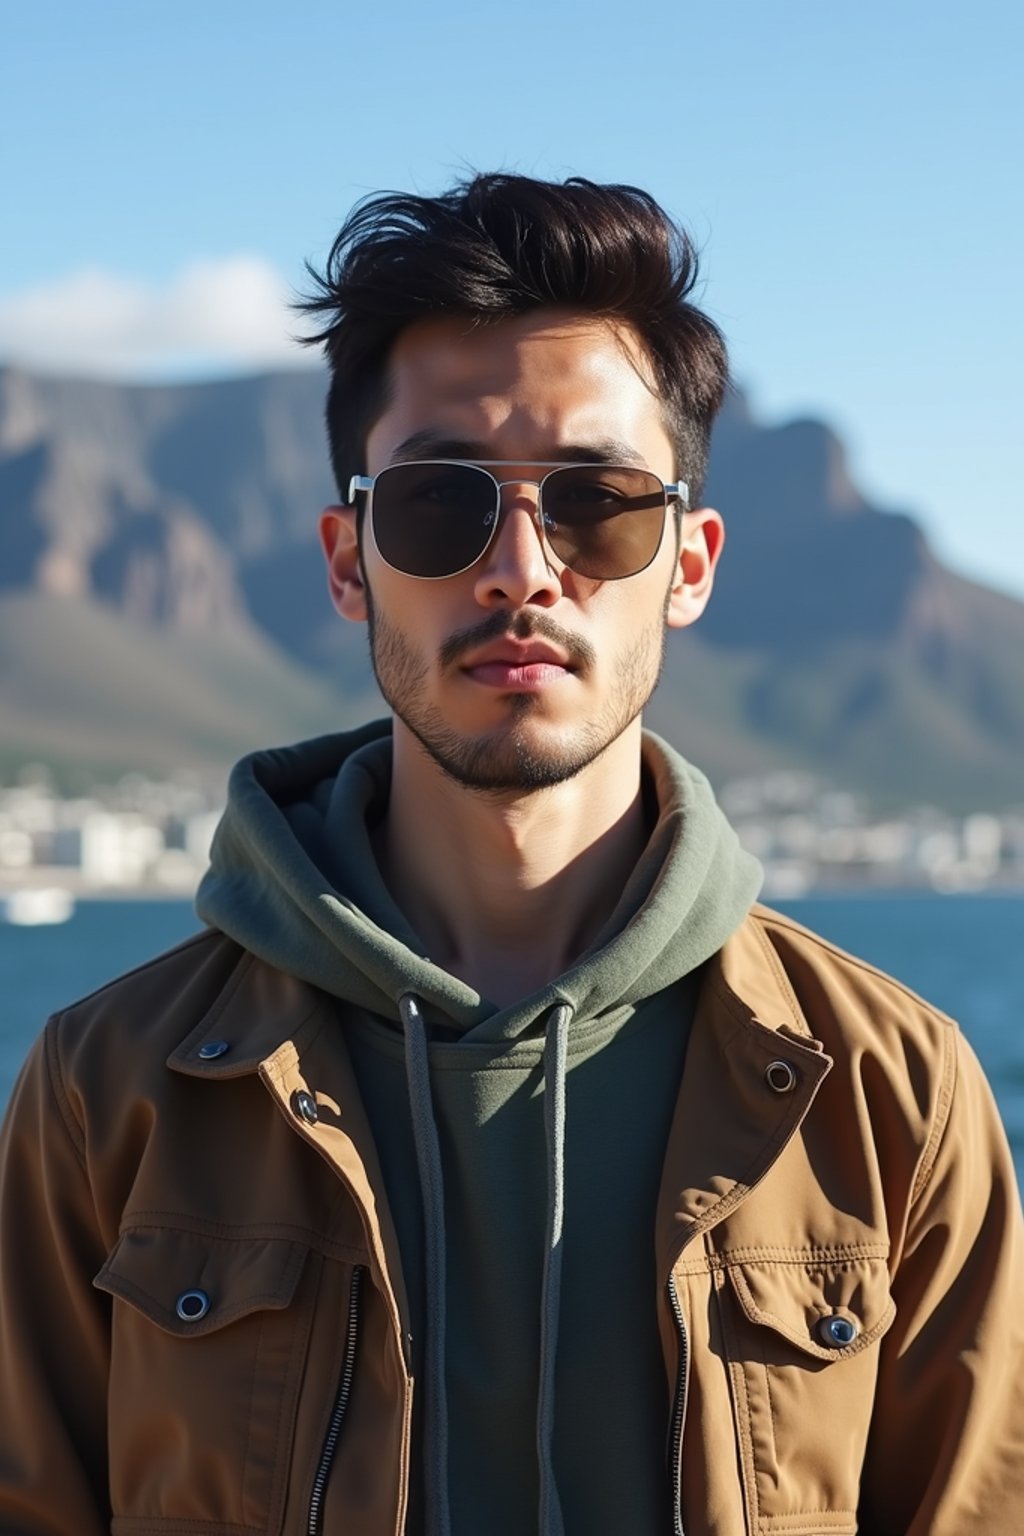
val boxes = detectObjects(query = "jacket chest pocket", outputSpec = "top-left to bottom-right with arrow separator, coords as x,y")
95,1227 -> 317,1533
718,1255 -> 895,1536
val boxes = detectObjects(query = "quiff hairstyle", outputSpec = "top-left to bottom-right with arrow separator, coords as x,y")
299,173 -> 728,504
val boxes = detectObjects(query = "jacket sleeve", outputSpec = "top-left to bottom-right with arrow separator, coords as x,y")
0,1019 -> 111,1534
860,1026 -> 1024,1534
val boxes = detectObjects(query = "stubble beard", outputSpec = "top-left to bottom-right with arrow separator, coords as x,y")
364,589 -> 669,796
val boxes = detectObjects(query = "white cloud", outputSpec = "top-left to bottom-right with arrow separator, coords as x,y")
0,258 -> 315,379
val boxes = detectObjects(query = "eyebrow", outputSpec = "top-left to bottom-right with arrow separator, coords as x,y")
387,432 -> 650,468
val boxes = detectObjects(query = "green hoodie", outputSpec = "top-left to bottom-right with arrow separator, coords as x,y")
196,720 -> 761,1536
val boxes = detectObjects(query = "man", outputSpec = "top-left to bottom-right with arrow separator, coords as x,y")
0,174 -> 1021,1536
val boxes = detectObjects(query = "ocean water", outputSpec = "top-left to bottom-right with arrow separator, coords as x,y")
0,894 -> 1022,1187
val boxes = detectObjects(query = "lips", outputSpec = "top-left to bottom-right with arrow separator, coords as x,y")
460,637 -> 576,689
463,639 -> 574,671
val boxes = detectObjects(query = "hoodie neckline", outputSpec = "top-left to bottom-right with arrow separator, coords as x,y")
195,720 -> 763,1044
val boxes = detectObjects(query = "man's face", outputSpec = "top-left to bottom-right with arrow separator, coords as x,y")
321,309 -> 722,794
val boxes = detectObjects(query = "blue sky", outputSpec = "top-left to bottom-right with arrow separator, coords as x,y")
3,0 -> 1022,598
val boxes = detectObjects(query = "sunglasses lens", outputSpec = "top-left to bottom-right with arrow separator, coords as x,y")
541,466 -> 668,579
371,463 -> 497,577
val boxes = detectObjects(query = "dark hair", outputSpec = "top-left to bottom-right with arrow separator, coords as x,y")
298,173 -> 728,503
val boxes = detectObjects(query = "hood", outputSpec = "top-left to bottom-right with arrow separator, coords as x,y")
195,718 -> 762,1039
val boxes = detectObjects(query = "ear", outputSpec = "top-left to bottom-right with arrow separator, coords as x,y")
319,505 -> 368,622
665,508 -> 725,630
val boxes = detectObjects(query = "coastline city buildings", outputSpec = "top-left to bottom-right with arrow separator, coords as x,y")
1,767 -> 1022,912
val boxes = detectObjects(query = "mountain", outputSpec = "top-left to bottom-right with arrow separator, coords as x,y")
646,396 -> 1024,808
1,364 -> 1022,809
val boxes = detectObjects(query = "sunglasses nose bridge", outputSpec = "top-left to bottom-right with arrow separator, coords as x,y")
492,476 -> 550,537
479,476 -> 560,579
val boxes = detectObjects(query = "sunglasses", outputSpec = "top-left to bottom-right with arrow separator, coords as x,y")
347,461 -> 689,581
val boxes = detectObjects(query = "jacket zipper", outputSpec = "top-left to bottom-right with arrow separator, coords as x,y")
307,1264 -> 365,1536
668,1272 -> 689,1536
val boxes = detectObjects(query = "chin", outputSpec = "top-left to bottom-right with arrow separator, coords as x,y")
404,703 -> 631,795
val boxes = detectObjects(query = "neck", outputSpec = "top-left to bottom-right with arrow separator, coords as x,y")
374,722 -> 650,1005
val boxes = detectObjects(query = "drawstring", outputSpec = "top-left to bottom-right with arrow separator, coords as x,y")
537,1002 -> 570,1536
401,993 -> 451,1536
400,992 -> 573,1536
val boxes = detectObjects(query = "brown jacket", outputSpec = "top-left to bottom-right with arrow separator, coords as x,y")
0,904 -> 1021,1534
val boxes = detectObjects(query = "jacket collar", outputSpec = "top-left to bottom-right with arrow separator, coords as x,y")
167,950 -> 329,1079
655,906 -> 833,1278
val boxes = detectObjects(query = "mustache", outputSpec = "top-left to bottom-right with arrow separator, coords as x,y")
439,610 -> 596,671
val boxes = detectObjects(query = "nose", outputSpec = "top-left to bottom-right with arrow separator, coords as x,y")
472,481 -> 563,609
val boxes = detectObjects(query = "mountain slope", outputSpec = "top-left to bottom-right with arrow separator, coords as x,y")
0,592 -> 380,789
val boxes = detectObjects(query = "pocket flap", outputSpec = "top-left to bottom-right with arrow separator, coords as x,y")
726,1255 -> 895,1360
95,1227 -> 307,1337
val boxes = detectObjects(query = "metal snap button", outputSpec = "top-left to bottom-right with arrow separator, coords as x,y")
175,1288 -> 211,1322
292,1089 -> 319,1125
819,1314 -> 858,1348
765,1059 -> 797,1093
197,1039 -> 230,1060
